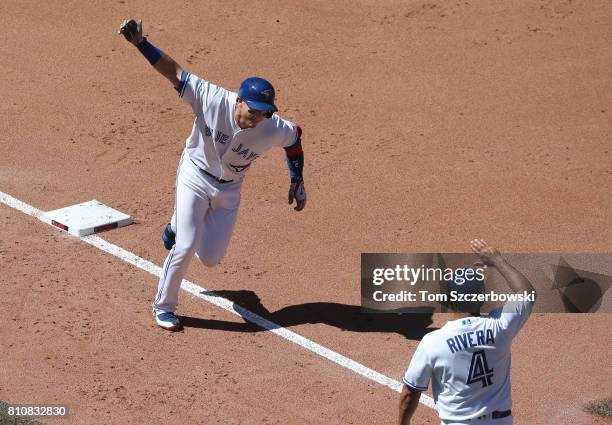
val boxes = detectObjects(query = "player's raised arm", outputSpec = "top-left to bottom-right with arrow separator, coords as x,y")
470,239 -> 536,297
118,19 -> 183,91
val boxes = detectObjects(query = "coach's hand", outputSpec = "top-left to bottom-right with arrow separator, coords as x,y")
288,177 -> 307,211
470,239 -> 504,267
118,18 -> 144,45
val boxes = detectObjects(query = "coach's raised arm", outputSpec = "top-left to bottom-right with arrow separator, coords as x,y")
470,239 -> 536,298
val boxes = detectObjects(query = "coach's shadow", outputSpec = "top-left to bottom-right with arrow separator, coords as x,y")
179,290 -> 436,340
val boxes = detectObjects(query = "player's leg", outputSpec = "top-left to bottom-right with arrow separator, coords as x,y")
195,207 -> 239,266
153,172 -> 210,315
162,151 -> 187,249
195,185 -> 240,267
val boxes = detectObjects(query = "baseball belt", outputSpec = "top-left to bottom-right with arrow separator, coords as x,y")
491,410 -> 511,419
190,159 -> 233,183
475,410 -> 511,421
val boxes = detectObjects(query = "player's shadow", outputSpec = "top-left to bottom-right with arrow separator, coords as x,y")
179,289 -> 436,340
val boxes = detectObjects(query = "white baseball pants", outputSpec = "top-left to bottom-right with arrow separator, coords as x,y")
153,150 -> 241,313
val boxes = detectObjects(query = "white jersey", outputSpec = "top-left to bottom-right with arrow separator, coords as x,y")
403,300 -> 534,422
179,73 -> 300,182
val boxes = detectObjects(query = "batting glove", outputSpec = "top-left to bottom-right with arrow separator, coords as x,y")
118,18 -> 144,46
288,177 -> 307,211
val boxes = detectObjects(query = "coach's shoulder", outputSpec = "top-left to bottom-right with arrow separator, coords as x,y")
419,327 -> 445,346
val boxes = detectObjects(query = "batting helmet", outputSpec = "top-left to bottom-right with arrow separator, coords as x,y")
238,77 -> 278,113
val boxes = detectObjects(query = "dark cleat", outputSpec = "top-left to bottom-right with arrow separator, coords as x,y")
162,223 -> 176,250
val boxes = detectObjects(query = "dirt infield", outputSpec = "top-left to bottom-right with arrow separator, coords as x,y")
1,0 -> 611,424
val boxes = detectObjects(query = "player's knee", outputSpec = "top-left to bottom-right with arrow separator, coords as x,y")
195,249 -> 226,267
196,255 -> 221,267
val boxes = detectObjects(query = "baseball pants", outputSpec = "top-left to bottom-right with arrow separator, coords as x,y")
153,150 -> 241,313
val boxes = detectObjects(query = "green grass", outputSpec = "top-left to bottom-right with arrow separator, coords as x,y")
0,402 -> 43,425
586,398 -> 612,419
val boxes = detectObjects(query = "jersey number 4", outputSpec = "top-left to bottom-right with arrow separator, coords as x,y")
467,350 -> 494,388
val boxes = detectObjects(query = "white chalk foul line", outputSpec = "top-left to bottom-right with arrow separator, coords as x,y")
0,190 -> 435,409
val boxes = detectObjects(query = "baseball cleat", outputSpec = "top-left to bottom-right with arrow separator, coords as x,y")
154,311 -> 182,331
162,223 -> 176,250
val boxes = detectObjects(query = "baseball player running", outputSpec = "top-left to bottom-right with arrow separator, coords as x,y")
118,19 -> 307,331
399,239 -> 537,425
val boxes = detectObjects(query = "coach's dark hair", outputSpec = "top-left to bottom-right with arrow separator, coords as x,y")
443,269 -> 485,315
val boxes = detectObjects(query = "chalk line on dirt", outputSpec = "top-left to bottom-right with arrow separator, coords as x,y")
0,190 -> 435,409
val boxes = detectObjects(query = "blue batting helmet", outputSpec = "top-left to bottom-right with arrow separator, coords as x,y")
238,77 -> 278,113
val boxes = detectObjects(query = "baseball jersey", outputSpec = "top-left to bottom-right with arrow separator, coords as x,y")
178,72 -> 300,182
403,299 -> 534,422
